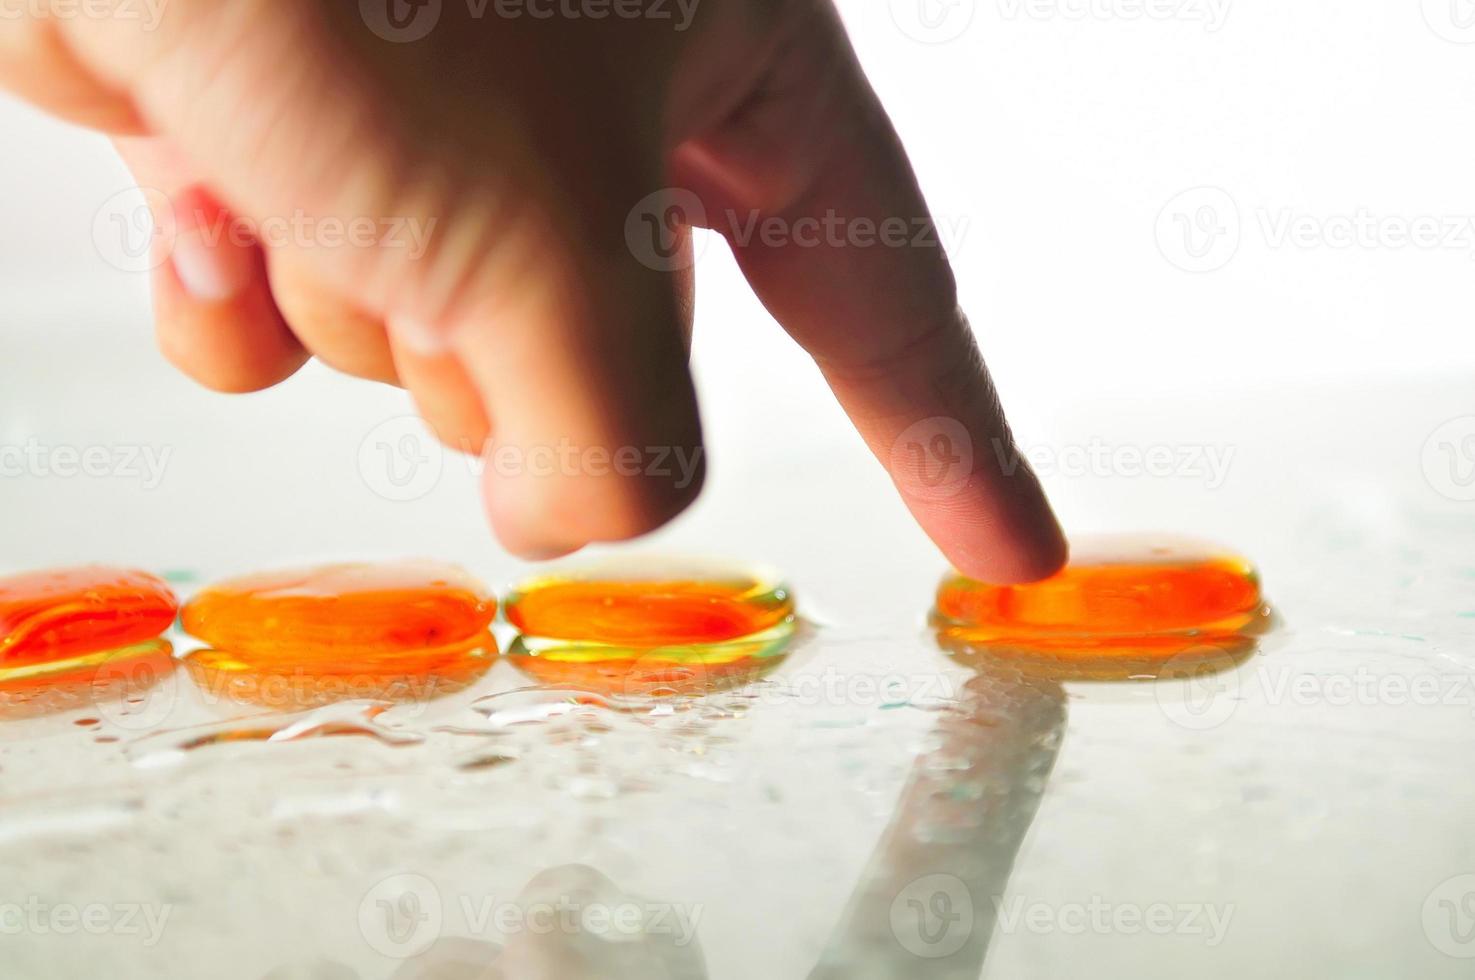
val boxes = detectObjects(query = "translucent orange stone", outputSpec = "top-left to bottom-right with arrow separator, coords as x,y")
181,561 -> 497,663
933,535 -> 1269,659
504,560 -> 797,696
182,639 -> 495,709
0,640 -> 176,721
508,632 -> 793,698
0,567 -> 178,668
505,562 -> 793,646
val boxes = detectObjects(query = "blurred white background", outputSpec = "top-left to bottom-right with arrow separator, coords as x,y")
5,1 -> 1474,381
0,0 -> 1472,581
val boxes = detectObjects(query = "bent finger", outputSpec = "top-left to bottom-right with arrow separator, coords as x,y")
675,8 -> 1065,584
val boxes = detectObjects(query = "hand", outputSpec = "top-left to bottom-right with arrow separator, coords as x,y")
0,0 -> 1066,581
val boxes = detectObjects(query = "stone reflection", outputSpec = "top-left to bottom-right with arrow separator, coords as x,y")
809,625 -> 1260,978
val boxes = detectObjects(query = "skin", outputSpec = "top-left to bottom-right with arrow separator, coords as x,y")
0,0 -> 1067,583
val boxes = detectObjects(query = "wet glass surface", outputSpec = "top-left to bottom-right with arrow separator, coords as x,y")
2,338 -> 1473,979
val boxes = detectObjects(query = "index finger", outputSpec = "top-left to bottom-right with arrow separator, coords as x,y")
674,10 -> 1066,584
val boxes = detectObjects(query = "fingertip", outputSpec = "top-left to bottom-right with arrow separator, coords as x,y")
153,282 -> 309,394
507,542 -> 587,564
390,341 -> 492,457
480,443 -> 706,559
946,516 -> 1069,585
167,188 -> 256,301
480,474 -> 587,562
151,195 -> 308,393
267,254 -> 403,386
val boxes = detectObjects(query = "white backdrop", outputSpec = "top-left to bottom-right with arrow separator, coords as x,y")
5,1 -> 1474,391
0,0 -> 1472,570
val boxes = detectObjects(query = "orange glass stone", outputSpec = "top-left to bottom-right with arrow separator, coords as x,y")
181,561 -> 497,663
504,560 -> 797,696
0,640 -> 176,721
182,639 -> 495,709
505,562 -> 793,646
933,535 -> 1269,658
0,567 -> 178,668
